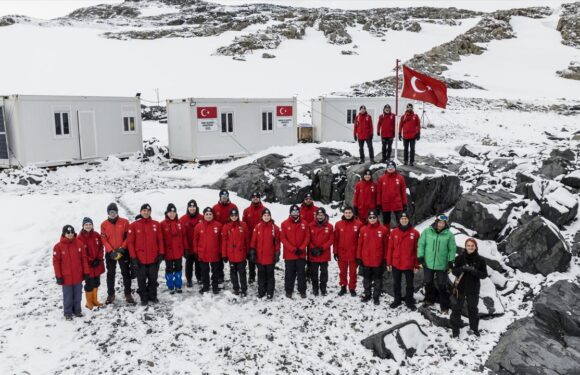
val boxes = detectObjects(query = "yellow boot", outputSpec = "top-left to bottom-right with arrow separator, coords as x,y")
93,288 -> 103,308
85,291 -> 94,310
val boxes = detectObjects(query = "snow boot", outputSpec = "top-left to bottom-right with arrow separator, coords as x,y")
361,295 -> 372,303
373,297 -> 380,305
199,287 -> 210,294
166,272 -> 175,293
406,302 -> 417,311
176,288 -> 183,294
338,286 -> 347,296
285,292 -> 292,299
240,291 -> 247,297
186,280 -> 193,288
174,271 -> 183,290
65,314 -> 73,321
93,288 -> 103,308
350,289 -> 357,297
390,300 -> 402,309
125,294 -> 136,305
233,289 -> 240,296
85,292 -> 94,310
74,312 -> 84,318
106,295 -> 115,305
300,292 -> 307,299
452,329 -> 460,338
267,294 -> 274,300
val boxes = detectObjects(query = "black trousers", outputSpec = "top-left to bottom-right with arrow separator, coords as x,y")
310,262 -> 329,293
382,211 -> 402,228
248,260 -> 256,281
230,260 -> 248,292
424,268 -> 451,310
403,139 -> 416,164
381,137 -> 393,161
358,139 -> 374,162
284,259 -> 306,294
451,292 -> 479,332
200,261 -> 220,291
136,263 -> 159,302
257,264 -> 275,297
84,276 -> 101,292
106,255 -> 132,296
184,254 -> 201,283
392,267 -> 414,304
363,265 -> 384,300
165,258 -> 183,273
218,259 -> 225,281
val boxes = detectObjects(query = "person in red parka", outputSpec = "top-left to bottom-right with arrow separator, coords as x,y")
249,208 -> 280,299
377,104 -> 396,163
299,193 -> 318,224
53,224 -> 90,320
356,209 -> 389,305
193,207 -> 223,294
243,192 -> 266,284
78,217 -> 105,310
281,204 -> 310,299
308,207 -> 334,296
353,169 -> 378,223
213,190 -> 237,284
333,206 -> 363,296
221,208 -> 250,296
399,103 -> 421,166
127,203 -> 165,306
377,161 -> 408,228
180,199 -> 202,287
386,212 -> 420,310
354,104 -> 375,163
161,203 -> 188,295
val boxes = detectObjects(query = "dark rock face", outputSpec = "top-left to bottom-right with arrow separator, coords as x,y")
538,148 -> 575,179
561,171 -> 580,189
557,2 -> 580,48
361,320 -> 428,360
499,216 -> 571,276
527,180 -> 578,228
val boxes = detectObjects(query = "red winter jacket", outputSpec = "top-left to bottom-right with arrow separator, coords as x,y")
161,218 -> 188,261
221,220 -> 250,263
193,220 -> 222,263
179,213 -> 202,255
308,220 -> 334,263
281,217 -> 310,260
399,111 -> 421,140
250,220 -> 281,266
127,217 -> 165,265
300,203 -> 318,224
213,201 -> 238,225
353,179 -> 378,222
243,202 -> 266,233
333,217 -> 363,262
357,222 -> 389,268
78,230 -> 105,278
354,113 -> 373,141
53,236 -> 89,285
377,172 -> 408,212
377,113 -> 396,139
387,226 -> 420,270
100,217 -> 130,253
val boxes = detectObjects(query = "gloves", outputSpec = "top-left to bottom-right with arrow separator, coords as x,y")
356,258 -> 363,266
294,248 -> 303,256
353,207 -> 359,217
156,254 -> 165,265
56,277 -> 64,285
222,257 -> 229,263
116,248 -> 127,259
90,259 -> 101,268
109,250 -> 119,261
248,248 -> 257,263
333,254 -> 339,262
275,252 -> 280,263
418,257 -> 425,267
83,274 -> 90,282
462,265 -> 475,273
354,135 -> 357,142
310,247 -> 323,257
131,258 -> 140,269
416,134 -> 420,141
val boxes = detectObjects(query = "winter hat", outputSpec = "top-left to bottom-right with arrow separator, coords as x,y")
343,205 -> 354,212
363,169 -> 372,177
289,204 -> 300,214
400,212 -> 409,219
304,193 -> 313,200
316,207 -> 326,215
367,209 -> 379,218
230,208 -> 239,216
359,105 -> 367,110
82,217 -> 93,226
219,189 -> 229,198
386,161 -> 397,170
135,214 -> 142,221
406,103 -> 413,110
383,104 -> 391,111
166,203 -> 177,214
203,207 -> 213,214
107,202 -> 118,213
187,199 -> 198,208
262,208 -> 272,216
140,203 -> 151,211
62,224 -> 75,235
251,192 -> 261,199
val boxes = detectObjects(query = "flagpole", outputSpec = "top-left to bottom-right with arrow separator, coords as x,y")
394,59 -> 400,165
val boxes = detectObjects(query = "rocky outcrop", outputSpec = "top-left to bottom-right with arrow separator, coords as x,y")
361,320 -> 429,361
527,179 -> 578,228
538,148 -> 575,179
557,60 -> 580,80
557,2 -> 580,49
562,170 -> 580,189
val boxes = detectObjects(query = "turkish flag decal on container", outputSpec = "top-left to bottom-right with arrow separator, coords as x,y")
196,107 -> 218,119
276,106 -> 293,117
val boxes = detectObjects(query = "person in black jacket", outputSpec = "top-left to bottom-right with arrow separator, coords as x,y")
450,237 -> 488,337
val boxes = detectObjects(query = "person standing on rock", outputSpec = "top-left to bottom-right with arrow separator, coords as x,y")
53,225 -> 90,320
308,208 -> 334,296
100,203 -> 135,305
418,214 -> 457,314
399,103 -> 421,166
243,192 -> 266,285
193,207 -> 223,295
450,238 -> 488,338
161,204 -> 188,295
281,204 -> 310,299
334,206 -> 362,297
180,200 -> 202,287
221,208 -> 250,296
353,169 -> 378,223
377,104 -> 396,162
377,161 -> 407,227
249,208 -> 280,299
78,217 -> 105,310
386,212 -> 419,311
356,209 -> 389,305
127,204 -> 165,306
354,105 -> 375,164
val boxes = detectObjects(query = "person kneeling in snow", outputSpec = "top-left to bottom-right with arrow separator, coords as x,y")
53,225 -> 90,320
161,204 -> 187,295
308,208 -> 334,296
249,209 -> 280,300
78,217 -> 105,310
221,208 -> 250,296
450,238 -> 488,338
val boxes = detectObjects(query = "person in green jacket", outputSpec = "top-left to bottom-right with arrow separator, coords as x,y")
417,214 -> 457,314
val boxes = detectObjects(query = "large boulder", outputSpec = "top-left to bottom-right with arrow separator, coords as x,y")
561,170 -> 580,189
499,216 -> 571,276
361,320 -> 429,361
538,148 -> 574,179
527,179 -> 578,228
534,280 -> 580,336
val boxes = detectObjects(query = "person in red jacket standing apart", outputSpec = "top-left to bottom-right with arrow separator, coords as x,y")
353,169 -> 378,223
194,207 -> 223,294
78,217 -> 105,310
399,103 -> 421,166
221,208 -> 250,296
213,190 -> 238,284
386,212 -> 420,310
353,105 -> 375,164
243,192 -> 266,284
299,193 -> 317,224
161,204 -> 188,295
308,208 -> 334,296
377,161 -> 407,228
356,209 -> 389,305
53,225 -> 90,320
377,104 -> 396,163
334,206 -> 362,296
127,203 -> 165,306
180,199 -> 202,287
281,204 -> 310,299
249,208 -> 281,299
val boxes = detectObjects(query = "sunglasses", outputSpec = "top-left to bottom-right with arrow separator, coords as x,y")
230,214 -> 239,217
368,216 -> 377,219
437,214 -> 449,221
65,230 -> 75,234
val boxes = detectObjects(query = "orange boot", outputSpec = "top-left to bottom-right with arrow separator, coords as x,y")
85,291 -> 94,310
93,288 -> 103,308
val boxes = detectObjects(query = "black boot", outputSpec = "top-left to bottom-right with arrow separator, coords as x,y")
452,329 -> 460,338
361,295 -> 371,303
350,289 -> 357,297
390,300 -> 402,308
125,294 -> 136,305
106,295 -> 115,305
338,286 -> 347,296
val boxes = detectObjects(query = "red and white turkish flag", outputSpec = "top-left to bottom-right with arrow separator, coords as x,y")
276,106 -> 293,117
401,65 -> 448,109
196,107 -> 218,118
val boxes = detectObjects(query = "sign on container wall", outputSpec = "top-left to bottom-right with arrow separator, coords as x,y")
276,105 -> 293,128
196,107 -> 218,132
